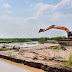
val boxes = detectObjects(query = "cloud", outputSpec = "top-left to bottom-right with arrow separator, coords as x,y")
35,3 -> 54,16
55,0 -> 71,9
2,3 -> 12,15
35,0 -> 72,16
3,3 -> 11,8
0,15 -> 40,38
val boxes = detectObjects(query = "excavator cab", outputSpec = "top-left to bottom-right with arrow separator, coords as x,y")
68,31 -> 72,39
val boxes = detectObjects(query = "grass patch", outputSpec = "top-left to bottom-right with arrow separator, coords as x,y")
12,46 -> 20,51
38,39 -> 58,44
62,53 -> 72,67
0,45 -> 20,51
38,37 -> 47,44
0,36 -> 67,43
68,53 -> 72,66
48,45 -> 66,51
2,44 -> 6,48
60,45 -> 66,51
0,48 -> 7,51
47,40 -> 58,44
48,46 -> 59,49
0,48 -> 13,51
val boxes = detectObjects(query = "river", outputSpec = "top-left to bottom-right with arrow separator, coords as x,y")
0,41 -> 38,48
0,59 -> 32,72
0,58 -> 45,72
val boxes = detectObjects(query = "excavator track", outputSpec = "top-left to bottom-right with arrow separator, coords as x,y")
58,39 -> 72,46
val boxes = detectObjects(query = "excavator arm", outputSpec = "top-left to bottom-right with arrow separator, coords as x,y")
39,25 -> 70,33
53,26 -> 69,33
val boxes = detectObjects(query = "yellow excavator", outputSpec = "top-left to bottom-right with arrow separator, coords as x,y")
39,25 -> 72,45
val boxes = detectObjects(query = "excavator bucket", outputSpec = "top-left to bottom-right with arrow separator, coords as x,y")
39,29 -> 44,33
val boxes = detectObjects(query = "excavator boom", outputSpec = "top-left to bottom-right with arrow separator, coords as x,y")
39,25 -> 70,33
53,26 -> 69,33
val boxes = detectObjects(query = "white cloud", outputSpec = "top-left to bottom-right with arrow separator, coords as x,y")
35,0 -> 72,17
35,3 -> 54,16
69,1 -> 72,8
0,15 -> 40,38
25,17 -> 38,21
3,3 -> 11,8
55,0 -> 71,9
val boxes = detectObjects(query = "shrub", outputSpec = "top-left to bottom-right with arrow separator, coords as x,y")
0,48 -> 7,51
68,53 -> 72,66
62,53 -> 72,67
48,45 -> 66,51
50,36 -> 67,40
47,40 -> 58,44
48,46 -> 59,49
38,37 -> 47,44
60,45 -> 66,51
12,46 -> 20,51
2,44 -> 6,48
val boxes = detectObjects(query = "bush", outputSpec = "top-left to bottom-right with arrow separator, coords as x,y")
38,37 -> 48,44
60,45 -> 66,51
68,53 -> 72,66
63,53 -> 72,67
48,46 -> 59,49
0,48 -> 7,51
12,46 -> 20,51
48,45 -> 66,51
47,40 -> 58,44
2,44 -> 6,48
50,36 -> 67,40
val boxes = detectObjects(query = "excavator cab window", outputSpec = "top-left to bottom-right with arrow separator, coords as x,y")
68,32 -> 72,36
39,29 -> 44,33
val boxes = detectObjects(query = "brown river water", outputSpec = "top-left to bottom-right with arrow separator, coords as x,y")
0,58 -> 45,72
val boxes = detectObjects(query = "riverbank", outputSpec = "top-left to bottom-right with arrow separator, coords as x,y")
0,43 -> 72,72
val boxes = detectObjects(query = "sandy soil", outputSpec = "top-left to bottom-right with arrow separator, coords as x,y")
0,43 -> 72,68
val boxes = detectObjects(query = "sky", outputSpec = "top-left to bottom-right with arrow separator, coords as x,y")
0,0 -> 72,38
